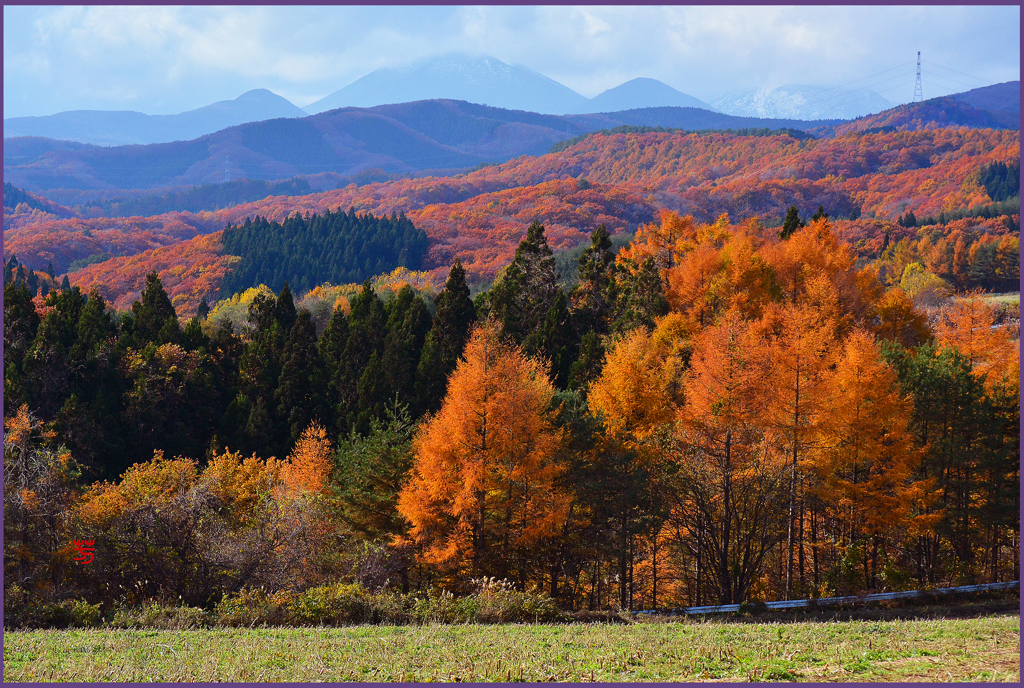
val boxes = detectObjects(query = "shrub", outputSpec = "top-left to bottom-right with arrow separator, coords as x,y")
109,603 -> 210,629
475,589 -> 561,623
213,587 -> 295,627
288,582 -> 408,626
4,597 -> 103,629
409,589 -> 479,624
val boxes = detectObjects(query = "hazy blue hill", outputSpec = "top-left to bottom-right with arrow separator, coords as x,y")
3,89 -> 307,146
828,95 -> 1019,137
4,105 -> 487,191
16,90 -> 1014,193
949,81 -> 1019,128
567,106 -> 843,132
576,78 -> 717,114
306,53 -> 590,115
951,80 -> 1019,113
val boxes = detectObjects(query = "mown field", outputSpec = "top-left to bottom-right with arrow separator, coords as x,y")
4,613 -> 1018,682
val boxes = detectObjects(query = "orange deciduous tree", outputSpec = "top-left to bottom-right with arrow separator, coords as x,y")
670,310 -> 788,605
814,330 -> 936,589
396,322 -> 569,584
934,294 -> 1020,391
280,422 -> 333,497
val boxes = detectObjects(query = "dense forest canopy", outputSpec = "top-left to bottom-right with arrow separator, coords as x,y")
5,208 -> 1019,621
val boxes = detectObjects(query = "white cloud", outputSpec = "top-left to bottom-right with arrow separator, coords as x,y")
3,5 -> 1019,118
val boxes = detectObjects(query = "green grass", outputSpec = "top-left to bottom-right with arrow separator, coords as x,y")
979,291 -> 1020,306
4,614 -> 1019,682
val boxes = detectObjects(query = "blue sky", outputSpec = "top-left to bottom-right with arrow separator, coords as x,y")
4,5 -> 1020,118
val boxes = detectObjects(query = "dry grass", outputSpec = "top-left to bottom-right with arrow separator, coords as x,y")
4,613 -> 1018,682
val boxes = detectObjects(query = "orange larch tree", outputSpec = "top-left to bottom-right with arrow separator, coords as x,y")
814,330 -> 936,591
280,422 -> 333,497
670,310 -> 788,605
396,322 -> 569,585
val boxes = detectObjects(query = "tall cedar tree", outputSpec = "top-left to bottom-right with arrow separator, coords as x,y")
3,281 -> 41,415
275,309 -> 330,449
335,281 -> 387,433
381,285 -> 433,409
488,221 -> 560,347
130,272 -> 180,346
415,259 -> 476,413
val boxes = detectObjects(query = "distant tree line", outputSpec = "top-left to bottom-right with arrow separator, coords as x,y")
79,178 -> 313,217
548,126 -> 814,154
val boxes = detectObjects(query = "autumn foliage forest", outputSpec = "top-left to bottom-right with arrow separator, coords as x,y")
2,120 -> 1020,621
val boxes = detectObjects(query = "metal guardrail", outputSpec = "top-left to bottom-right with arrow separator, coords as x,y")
634,579 -> 1019,615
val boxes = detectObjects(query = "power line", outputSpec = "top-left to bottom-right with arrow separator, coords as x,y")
923,59 -> 992,86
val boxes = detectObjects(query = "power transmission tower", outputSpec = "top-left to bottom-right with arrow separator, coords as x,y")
224,156 -> 230,183
913,51 -> 923,102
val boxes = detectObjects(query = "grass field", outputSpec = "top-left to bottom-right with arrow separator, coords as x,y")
4,613 -> 1019,682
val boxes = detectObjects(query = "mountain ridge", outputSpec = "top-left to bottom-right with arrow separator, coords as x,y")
4,89 -> 308,146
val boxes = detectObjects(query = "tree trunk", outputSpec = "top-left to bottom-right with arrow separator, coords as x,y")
620,517 -> 629,611
722,429 -> 732,604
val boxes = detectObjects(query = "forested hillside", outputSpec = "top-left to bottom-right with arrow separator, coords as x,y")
5,212 -> 1018,619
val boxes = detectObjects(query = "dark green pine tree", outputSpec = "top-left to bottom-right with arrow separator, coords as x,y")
779,205 -> 805,240
526,290 -> 578,390
70,289 -> 116,364
196,297 -> 211,321
3,255 -> 17,286
335,281 -> 387,430
23,287 -> 86,417
567,330 -> 606,392
130,272 -> 180,346
571,224 -> 617,336
350,351 -> 389,435
180,317 -> 209,351
46,261 -> 56,280
381,285 -> 432,408
610,257 -> 669,334
811,205 -> 828,223
488,220 -> 559,345
275,309 -> 330,451
334,400 -> 416,542
58,290 -> 123,479
232,284 -> 296,456
3,280 -> 41,416
415,259 -> 476,414
318,304 -> 350,434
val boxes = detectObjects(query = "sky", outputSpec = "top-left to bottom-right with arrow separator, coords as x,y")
3,5 -> 1020,118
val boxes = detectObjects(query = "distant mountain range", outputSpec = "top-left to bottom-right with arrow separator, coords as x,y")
306,55 -> 717,115
713,85 -> 891,120
4,54 -> 723,147
306,53 -> 590,115
3,62 -> 1015,193
3,89 -> 307,146
3,100 -> 844,192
